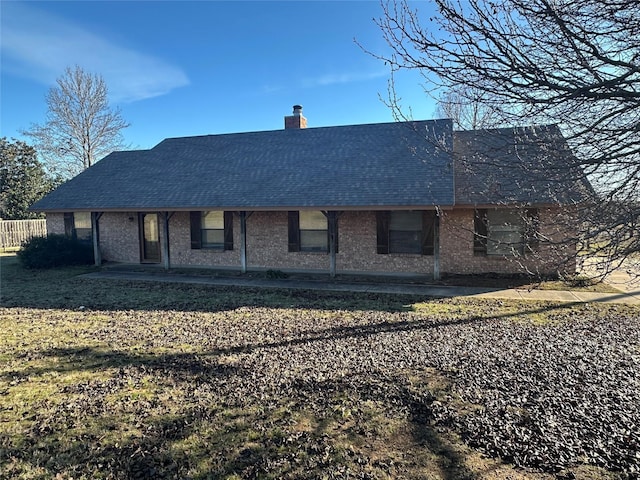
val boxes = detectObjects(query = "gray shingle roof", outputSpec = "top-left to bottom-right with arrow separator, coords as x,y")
31,119 -> 590,213
454,125 -> 592,206
31,119 -> 455,212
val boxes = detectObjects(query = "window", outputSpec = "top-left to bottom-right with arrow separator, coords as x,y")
300,211 -> 328,252
202,211 -> 224,248
376,211 -> 436,255
473,210 -> 488,255
74,212 -> 92,243
64,212 -> 92,243
474,208 -> 539,256
389,211 -> 422,254
190,211 -> 233,250
288,211 -> 339,253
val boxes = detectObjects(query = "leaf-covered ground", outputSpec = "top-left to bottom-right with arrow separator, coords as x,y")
1,257 -> 639,479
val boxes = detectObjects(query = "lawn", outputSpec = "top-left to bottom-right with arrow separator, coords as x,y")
1,255 -> 638,479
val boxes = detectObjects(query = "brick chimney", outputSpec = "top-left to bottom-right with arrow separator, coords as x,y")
284,105 -> 307,129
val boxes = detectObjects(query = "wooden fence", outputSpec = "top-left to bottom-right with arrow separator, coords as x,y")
0,219 -> 47,249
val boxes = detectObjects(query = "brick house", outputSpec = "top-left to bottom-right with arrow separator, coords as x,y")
31,106 -> 589,279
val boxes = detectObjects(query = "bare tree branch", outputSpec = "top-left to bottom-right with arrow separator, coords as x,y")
436,84 -> 504,129
371,0 -> 640,277
23,66 -> 130,178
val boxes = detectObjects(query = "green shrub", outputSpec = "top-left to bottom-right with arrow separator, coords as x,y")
17,234 -> 94,269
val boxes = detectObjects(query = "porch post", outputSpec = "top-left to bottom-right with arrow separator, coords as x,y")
91,212 -> 102,266
162,212 -> 172,270
433,212 -> 441,281
328,211 -> 338,278
240,211 -> 247,274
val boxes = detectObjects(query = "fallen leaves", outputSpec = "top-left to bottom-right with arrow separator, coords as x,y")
1,299 -> 638,478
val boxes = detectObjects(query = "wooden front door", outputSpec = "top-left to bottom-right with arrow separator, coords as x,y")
140,213 -> 160,263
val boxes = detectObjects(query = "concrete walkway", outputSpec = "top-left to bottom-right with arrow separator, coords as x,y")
599,263 -> 640,295
81,270 -> 640,305
580,256 -> 640,295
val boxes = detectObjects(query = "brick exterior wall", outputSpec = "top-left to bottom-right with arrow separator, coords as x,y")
338,211 -> 435,274
246,211 -> 325,271
100,213 -> 141,263
169,212 -> 241,267
45,208 -> 576,276
244,211 -> 435,274
440,208 -> 576,275
46,213 -> 65,235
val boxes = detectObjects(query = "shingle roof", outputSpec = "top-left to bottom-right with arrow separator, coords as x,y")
454,125 -> 592,206
31,119 -> 590,213
31,119 -> 455,212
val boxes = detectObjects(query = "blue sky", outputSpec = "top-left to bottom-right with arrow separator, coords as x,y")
1,1 -> 439,150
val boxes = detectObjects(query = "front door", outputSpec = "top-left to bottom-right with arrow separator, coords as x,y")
140,213 -> 160,263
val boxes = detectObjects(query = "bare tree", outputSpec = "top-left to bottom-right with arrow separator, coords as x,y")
436,85 -> 503,130
24,66 -> 130,178
373,0 -> 640,277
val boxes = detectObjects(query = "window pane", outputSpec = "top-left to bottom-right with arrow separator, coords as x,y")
75,228 -> 92,243
487,209 -> 524,255
300,211 -> 327,230
299,211 -> 327,251
202,211 -> 224,229
144,214 -> 159,242
300,230 -> 327,252
487,210 -> 523,230
389,230 -> 422,254
74,212 -> 92,229
389,211 -> 422,253
487,232 -> 525,255
389,211 -> 421,231
202,229 -> 224,248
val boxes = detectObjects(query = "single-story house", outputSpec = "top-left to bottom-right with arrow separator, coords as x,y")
31,106 -> 590,279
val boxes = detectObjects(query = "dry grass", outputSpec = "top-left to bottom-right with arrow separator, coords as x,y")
1,255 -> 636,479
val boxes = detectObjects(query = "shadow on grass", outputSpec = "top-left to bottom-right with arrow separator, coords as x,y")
3,257 -> 625,478
2,346 -> 244,383
2,294 -> 607,385
2,356 -> 480,479
1,255 -> 431,314
5,255 -> 628,314
3,297 -> 621,478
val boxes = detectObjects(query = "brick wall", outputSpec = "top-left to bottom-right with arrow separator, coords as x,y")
440,208 -> 576,275
338,211 -> 435,274
244,211 -> 435,274
44,208 -> 576,276
46,213 -> 65,235
169,212 -> 241,267
100,213 -> 140,263
246,211 -> 328,271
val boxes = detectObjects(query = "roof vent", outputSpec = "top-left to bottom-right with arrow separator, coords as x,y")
285,105 -> 307,129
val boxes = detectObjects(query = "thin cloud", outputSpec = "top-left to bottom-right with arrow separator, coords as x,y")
1,2 -> 189,103
303,70 -> 388,88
